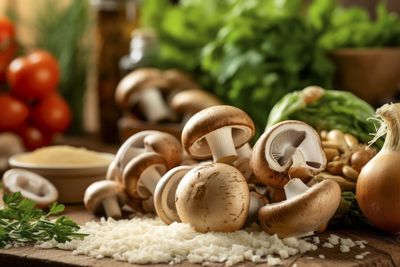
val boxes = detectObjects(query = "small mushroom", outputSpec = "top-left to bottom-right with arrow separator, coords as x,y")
3,169 -> 58,208
258,178 -> 341,237
107,131 -> 182,181
182,105 -> 255,164
115,68 -> 172,122
84,180 -> 127,219
170,89 -> 222,124
301,85 -> 325,104
247,191 -> 269,225
154,165 -> 193,224
175,163 -> 250,232
163,69 -> 199,91
123,152 -> 167,199
251,120 -> 326,188
0,133 -> 24,171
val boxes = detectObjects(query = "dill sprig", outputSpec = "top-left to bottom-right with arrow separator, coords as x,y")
0,192 -> 86,248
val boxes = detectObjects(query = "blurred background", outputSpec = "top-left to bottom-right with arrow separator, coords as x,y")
0,0 -> 399,149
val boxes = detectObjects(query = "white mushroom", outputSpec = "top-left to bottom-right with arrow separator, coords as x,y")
250,120 -> 326,189
84,180 -> 127,219
175,162 -> 249,232
3,169 -> 58,208
182,105 -> 255,164
154,165 -> 193,224
258,178 -> 341,237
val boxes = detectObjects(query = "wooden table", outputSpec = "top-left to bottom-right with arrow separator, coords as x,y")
0,204 -> 400,267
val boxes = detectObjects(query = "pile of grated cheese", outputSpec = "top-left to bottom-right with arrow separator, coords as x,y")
37,217 -> 317,266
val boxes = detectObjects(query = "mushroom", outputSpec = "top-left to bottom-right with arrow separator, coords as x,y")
163,69 -> 199,92
258,178 -> 341,237
154,165 -> 192,224
107,130 -> 182,182
84,180 -> 127,219
115,68 -> 172,122
234,143 -> 253,180
182,105 -> 255,164
123,152 -> 167,199
247,191 -> 269,225
250,120 -> 326,189
3,169 -> 58,208
170,89 -> 222,124
0,133 -> 24,171
175,162 -> 249,232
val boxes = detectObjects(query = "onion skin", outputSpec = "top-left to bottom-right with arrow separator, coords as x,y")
357,150 -> 400,232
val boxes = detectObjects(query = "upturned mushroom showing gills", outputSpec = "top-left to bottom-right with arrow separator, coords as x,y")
84,180 -> 127,219
154,165 -> 193,224
175,163 -> 250,232
250,120 -> 326,188
123,152 -> 167,199
182,105 -> 255,164
258,178 -> 341,237
3,169 -> 58,208
115,68 -> 172,122
107,131 -> 182,182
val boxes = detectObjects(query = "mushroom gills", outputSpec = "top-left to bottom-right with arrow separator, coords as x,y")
271,130 -> 306,166
137,166 -> 163,198
204,126 -> 237,163
102,196 -> 122,218
132,87 -> 172,122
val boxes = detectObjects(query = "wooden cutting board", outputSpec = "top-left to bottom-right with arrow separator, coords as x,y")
0,205 -> 399,267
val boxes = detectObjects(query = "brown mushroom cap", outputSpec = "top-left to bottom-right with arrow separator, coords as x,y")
106,160 -> 123,183
250,120 -> 326,188
115,68 -> 169,109
84,180 -> 127,214
258,179 -> 341,238
163,69 -> 199,91
170,89 -> 222,115
154,165 -> 192,224
181,105 -> 255,160
3,169 -> 58,208
123,152 -> 167,199
175,163 -> 250,232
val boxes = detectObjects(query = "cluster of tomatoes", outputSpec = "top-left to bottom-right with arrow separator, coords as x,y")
0,17 -> 71,150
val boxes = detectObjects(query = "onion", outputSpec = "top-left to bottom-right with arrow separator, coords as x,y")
356,103 -> 400,233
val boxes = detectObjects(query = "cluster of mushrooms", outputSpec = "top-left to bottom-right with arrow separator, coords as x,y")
115,68 -> 222,136
84,104 -> 344,238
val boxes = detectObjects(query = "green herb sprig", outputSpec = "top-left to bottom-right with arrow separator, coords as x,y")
0,192 -> 86,248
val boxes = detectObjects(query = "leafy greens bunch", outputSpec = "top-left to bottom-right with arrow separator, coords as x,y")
0,192 -> 85,248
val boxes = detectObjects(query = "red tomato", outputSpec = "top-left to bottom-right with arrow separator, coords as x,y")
0,94 -> 29,131
0,17 -> 16,83
18,125 -> 52,151
7,50 -> 60,101
32,93 -> 71,133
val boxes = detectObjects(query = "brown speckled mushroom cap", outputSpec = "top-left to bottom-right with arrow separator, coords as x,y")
84,180 -> 127,214
170,89 -> 222,115
181,105 -> 255,160
115,68 -> 169,109
258,179 -> 341,238
175,162 -> 250,232
123,152 -> 167,199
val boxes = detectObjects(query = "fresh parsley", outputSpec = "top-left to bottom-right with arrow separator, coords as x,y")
0,192 -> 86,248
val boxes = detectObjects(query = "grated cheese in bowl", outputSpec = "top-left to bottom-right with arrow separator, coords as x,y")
37,216 -> 318,266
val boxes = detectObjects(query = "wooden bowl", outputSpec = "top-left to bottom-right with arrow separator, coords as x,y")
330,48 -> 400,105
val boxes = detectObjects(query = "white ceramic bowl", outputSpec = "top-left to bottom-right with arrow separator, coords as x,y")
8,153 -> 114,204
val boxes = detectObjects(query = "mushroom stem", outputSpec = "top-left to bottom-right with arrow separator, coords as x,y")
102,196 -> 122,218
237,143 -> 252,158
247,193 -> 264,224
138,88 -> 172,122
205,127 -> 237,163
284,178 -> 309,200
138,166 -> 162,197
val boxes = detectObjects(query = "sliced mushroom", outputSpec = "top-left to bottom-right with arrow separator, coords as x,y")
84,180 -> 127,219
0,133 -> 24,172
170,89 -> 222,124
3,169 -> 58,208
175,163 -> 249,232
115,68 -> 172,122
182,105 -> 255,164
154,165 -> 193,224
258,178 -> 341,237
107,131 -> 182,181
123,152 -> 167,199
251,120 -> 326,188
